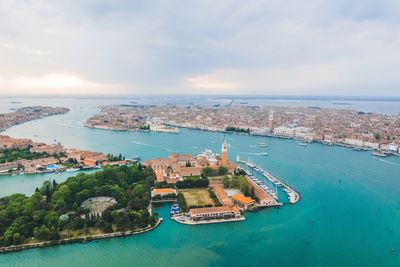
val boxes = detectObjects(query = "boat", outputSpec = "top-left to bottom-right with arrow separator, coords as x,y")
371,152 -> 387,158
170,204 -> 181,215
298,142 -> 308,147
66,168 -> 81,172
260,152 -> 268,156
258,142 -> 268,147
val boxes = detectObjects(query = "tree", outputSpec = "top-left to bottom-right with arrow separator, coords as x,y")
202,167 -> 217,177
133,184 -> 144,198
218,166 -> 228,176
0,164 -> 157,247
223,175 -> 230,188
13,232 -> 25,245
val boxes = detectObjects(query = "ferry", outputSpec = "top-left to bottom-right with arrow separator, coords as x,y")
371,152 -> 387,158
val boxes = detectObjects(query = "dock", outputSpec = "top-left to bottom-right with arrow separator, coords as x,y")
240,161 -> 301,204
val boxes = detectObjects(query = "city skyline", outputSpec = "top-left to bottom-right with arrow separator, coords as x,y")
1,1 -> 400,96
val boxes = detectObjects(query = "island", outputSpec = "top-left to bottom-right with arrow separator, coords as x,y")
0,136 -> 301,253
0,164 -> 159,253
0,106 -> 69,132
85,105 -> 179,133
145,138 -> 292,225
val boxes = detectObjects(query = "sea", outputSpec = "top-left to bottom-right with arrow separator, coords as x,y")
0,96 -> 399,267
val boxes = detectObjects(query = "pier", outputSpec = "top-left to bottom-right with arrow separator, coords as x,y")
239,161 -> 301,204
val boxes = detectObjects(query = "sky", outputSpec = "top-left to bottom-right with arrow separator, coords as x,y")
0,0 -> 399,96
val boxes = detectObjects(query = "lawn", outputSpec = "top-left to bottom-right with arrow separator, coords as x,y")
180,188 -> 215,207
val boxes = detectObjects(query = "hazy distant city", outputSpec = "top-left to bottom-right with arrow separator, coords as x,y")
86,104 -> 400,153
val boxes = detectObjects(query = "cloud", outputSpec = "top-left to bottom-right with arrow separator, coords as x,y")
0,73 -> 126,95
0,1 -> 399,96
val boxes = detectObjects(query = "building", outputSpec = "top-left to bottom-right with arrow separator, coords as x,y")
231,194 -> 256,210
151,188 -> 177,198
80,197 -> 117,218
66,149 -> 108,166
273,125 -> 313,138
0,135 -> 32,149
246,177 -> 279,206
144,139 -> 237,183
18,157 -> 59,174
211,184 -> 233,207
189,206 -> 242,221
30,143 -> 64,155
0,162 -> 19,173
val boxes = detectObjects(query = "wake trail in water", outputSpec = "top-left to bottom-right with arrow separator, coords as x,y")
132,141 -> 176,152
239,152 -> 265,156
378,158 -> 400,167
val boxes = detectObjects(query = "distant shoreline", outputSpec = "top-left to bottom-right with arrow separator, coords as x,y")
85,124 -> 399,157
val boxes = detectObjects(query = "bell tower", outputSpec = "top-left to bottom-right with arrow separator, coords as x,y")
221,135 -> 228,166
268,108 -> 274,130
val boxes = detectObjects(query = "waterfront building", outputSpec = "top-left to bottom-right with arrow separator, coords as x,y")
0,162 -> 18,173
274,125 -> 313,138
189,206 -> 241,221
66,149 -> 108,167
388,142 -> 399,152
246,177 -> 279,206
18,157 -> 59,174
231,194 -> 256,210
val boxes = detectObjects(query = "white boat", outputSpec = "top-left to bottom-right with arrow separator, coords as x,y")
66,168 -> 81,172
260,152 -> 268,156
371,152 -> 387,158
298,142 -> 308,146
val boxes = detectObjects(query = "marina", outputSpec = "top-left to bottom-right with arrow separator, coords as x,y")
239,160 -> 301,204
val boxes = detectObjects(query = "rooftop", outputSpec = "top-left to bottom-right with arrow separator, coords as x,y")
189,205 -> 240,215
232,194 -> 256,205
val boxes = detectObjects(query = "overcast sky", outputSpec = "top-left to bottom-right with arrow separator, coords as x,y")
0,0 -> 399,96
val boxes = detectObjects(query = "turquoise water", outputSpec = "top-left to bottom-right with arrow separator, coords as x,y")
0,98 -> 399,266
